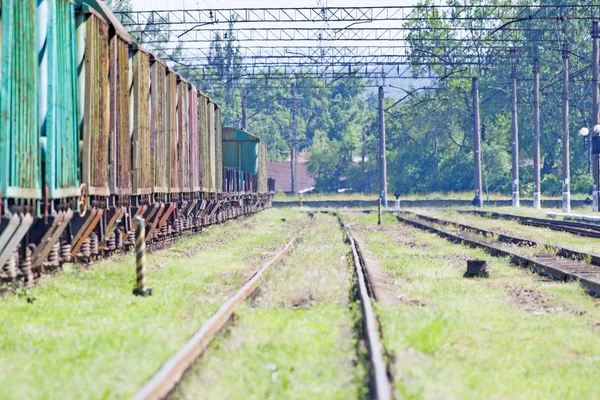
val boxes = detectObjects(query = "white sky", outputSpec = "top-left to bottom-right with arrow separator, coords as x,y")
128,0 -> 426,94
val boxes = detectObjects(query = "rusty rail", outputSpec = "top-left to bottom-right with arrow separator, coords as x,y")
339,216 -> 392,400
458,209 -> 600,239
396,212 -> 600,296
405,211 -> 600,267
131,215 -> 313,400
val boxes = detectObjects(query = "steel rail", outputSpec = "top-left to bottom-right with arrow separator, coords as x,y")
338,217 -> 392,400
458,210 -> 600,239
406,211 -> 600,265
396,212 -> 600,296
131,215 -> 313,400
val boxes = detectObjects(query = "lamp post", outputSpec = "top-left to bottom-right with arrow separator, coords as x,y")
580,127 -> 590,171
580,127 -> 594,205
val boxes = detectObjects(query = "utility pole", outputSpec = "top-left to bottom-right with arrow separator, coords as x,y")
472,77 -> 483,207
562,42 -> 571,213
361,127 -> 366,192
291,82 -> 298,194
533,57 -> 541,209
511,65 -> 520,207
592,21 -> 600,211
279,83 -> 303,194
378,86 -> 388,207
433,130 -> 438,185
241,95 -> 248,131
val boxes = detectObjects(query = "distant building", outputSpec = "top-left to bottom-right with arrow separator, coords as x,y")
267,161 -> 316,193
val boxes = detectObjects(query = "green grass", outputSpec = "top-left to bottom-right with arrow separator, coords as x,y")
347,213 -> 600,399
0,209 -> 306,400
174,213 -> 367,400
420,208 -> 600,255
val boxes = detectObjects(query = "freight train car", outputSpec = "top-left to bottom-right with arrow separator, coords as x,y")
223,127 -> 263,194
0,0 -> 272,287
221,127 -> 274,217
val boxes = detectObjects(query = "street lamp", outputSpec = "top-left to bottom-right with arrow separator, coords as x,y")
579,127 -> 590,136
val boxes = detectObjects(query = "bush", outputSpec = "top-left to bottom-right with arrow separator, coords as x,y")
572,174 -> 593,195
541,174 -> 561,197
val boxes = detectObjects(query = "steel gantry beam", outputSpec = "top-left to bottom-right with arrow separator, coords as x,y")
149,45 -> 543,58
130,26 -> 554,43
152,40 -> 545,75
117,5 -> 600,27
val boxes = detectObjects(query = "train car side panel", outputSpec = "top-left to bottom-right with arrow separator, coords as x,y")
131,48 -> 151,195
177,79 -> 190,193
215,104 -> 223,193
0,0 -> 41,200
150,60 -> 167,193
259,142 -> 268,193
198,92 -> 209,192
207,100 -> 216,193
108,35 -> 131,195
189,87 -> 200,192
166,70 -> 179,193
41,0 -> 80,199
77,11 -> 110,196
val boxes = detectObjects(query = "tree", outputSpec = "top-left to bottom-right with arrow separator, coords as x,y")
104,0 -> 132,12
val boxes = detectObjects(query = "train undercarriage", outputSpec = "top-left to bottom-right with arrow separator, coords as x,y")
0,192 -> 272,289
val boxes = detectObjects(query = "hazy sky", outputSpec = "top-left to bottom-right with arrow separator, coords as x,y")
127,0 -> 425,94
130,0 -> 419,11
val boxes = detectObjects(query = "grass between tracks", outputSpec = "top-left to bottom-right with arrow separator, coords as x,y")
347,213 -> 600,400
419,208 -> 600,256
174,213 -> 367,400
0,209 -> 306,400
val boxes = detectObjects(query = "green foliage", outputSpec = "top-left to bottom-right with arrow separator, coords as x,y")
541,174 -> 561,197
104,0 -> 132,12
572,174 -> 593,195
308,133 -> 345,192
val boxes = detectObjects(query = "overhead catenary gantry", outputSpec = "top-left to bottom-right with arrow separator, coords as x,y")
116,4 -> 600,202
131,27 -> 556,43
118,5 -> 600,26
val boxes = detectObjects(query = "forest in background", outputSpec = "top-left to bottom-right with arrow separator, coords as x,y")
108,0 -> 597,197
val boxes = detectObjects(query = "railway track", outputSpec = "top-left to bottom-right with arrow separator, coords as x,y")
132,212 -> 393,400
132,214 -> 312,400
396,211 -> 600,296
459,210 -> 600,239
338,216 -> 393,400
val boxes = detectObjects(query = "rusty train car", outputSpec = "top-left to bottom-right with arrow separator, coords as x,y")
0,0 -> 272,287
